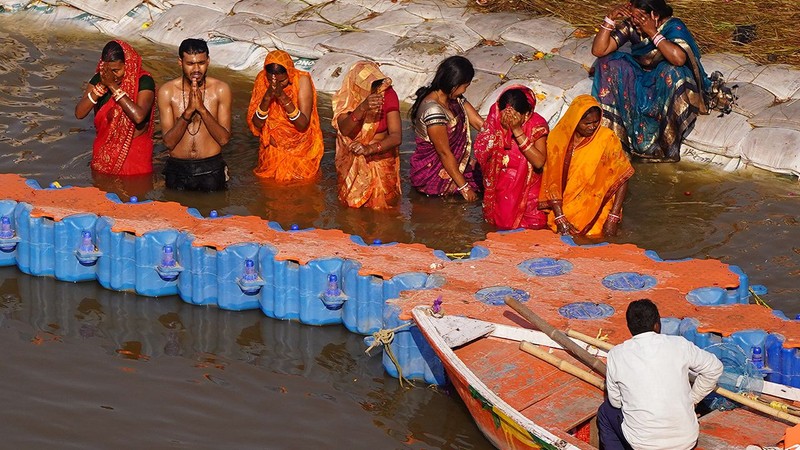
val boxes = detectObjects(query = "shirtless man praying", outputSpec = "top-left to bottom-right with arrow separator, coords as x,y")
157,38 -> 232,192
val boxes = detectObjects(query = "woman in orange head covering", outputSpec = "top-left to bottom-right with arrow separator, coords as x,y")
540,94 -> 634,238
74,40 -> 155,176
247,50 -> 323,182
331,61 -> 402,209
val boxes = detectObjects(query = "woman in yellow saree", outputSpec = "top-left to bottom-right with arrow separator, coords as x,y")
540,95 -> 634,238
331,61 -> 402,208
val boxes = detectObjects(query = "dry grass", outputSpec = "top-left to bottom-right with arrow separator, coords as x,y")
474,0 -> 800,67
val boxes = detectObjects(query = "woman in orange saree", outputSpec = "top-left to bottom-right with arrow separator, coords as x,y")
331,61 -> 402,209
540,94 -> 634,238
74,40 -> 155,176
247,50 -> 323,182
474,86 -> 548,230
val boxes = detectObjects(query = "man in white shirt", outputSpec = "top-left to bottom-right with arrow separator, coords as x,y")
598,299 -> 724,450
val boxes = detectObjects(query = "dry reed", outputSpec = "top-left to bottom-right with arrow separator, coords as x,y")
473,0 -> 800,67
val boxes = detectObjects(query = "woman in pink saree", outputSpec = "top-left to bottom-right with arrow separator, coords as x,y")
474,86 -> 548,230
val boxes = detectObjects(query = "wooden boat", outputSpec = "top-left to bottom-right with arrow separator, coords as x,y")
411,306 -> 793,450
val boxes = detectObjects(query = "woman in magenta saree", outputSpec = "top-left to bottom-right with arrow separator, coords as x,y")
474,86 -> 548,230
591,0 -> 710,162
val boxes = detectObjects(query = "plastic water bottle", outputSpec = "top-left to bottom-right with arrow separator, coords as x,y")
209,210 -> 218,218
752,346 -> 764,370
242,259 -> 257,281
79,231 -> 94,252
161,245 -> 176,267
0,216 -> 13,239
326,274 -> 341,296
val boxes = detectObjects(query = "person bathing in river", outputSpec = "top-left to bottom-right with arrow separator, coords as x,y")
247,50 -> 324,183
591,0 -> 712,162
75,40 -> 155,176
157,38 -> 232,192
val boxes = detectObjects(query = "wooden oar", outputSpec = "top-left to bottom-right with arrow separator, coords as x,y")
565,328 -> 800,425
505,296 -> 607,376
519,341 -> 606,390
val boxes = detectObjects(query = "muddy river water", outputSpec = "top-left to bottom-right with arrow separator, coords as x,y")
0,18 -> 797,449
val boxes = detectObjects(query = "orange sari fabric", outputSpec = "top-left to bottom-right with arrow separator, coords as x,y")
540,94 -> 634,237
331,61 -> 400,209
92,40 -> 154,176
247,50 -> 323,182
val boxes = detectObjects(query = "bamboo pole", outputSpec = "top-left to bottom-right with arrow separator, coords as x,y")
519,341 -> 606,390
505,296 -> 607,376
565,329 -> 800,425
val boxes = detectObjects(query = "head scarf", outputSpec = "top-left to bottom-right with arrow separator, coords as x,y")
331,61 -> 392,144
91,40 -> 154,175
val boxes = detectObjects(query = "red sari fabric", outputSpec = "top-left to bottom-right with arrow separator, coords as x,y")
474,86 -> 549,230
91,40 -> 154,176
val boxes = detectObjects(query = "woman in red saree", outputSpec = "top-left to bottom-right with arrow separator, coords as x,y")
540,94 -> 634,238
74,40 -> 155,176
474,86 -> 548,230
332,61 -> 402,209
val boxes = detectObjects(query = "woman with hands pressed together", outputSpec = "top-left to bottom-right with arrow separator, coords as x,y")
332,61 -> 402,209
75,40 -> 155,176
247,50 -> 323,182
474,86 -> 548,230
591,0 -> 712,162
409,56 -> 484,202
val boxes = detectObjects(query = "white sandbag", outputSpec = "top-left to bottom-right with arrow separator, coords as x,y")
142,4 -> 223,48
309,52 -> 363,94
271,20 -> 340,59
563,77 -> 593,104
387,35 -> 460,72
1,0 -> 31,12
465,12 -> 528,41
232,0 -> 307,23
700,52 -> 760,84
464,69 -> 501,109
337,0 -> 402,13
683,111 -> 750,157
299,1 -> 371,24
727,82 -> 775,118
320,30 -> 400,64
403,0 -> 467,22
558,36 -> 596,69
405,20 -> 481,53
740,127 -> 800,177
165,0 -> 238,14
354,8 -> 424,36
14,3 -> 97,31
480,79 -> 566,127
93,4 -> 161,37
506,55 -> 590,91
374,63 -> 429,103
501,16 -> 576,54
680,145 -> 741,172
463,41 -> 536,76
749,99 -> 800,132
207,12 -> 282,47
61,0 -> 141,22
747,64 -> 800,101
206,38 -> 268,72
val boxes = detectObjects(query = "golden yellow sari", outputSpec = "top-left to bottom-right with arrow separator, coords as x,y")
540,95 -> 634,237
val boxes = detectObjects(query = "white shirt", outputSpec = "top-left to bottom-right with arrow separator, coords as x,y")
606,331 -> 723,450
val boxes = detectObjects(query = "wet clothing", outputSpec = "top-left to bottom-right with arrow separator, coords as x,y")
331,61 -> 400,209
247,50 -> 323,182
163,153 -> 228,192
593,17 -> 710,162
474,85 -> 549,230
89,40 -> 155,176
602,331 -> 723,450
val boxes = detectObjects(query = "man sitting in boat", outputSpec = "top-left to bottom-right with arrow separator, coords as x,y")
598,299 -> 723,449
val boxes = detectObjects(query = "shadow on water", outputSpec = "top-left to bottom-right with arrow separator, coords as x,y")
0,15 -> 798,448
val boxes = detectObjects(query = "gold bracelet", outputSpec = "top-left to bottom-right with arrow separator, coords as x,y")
285,105 -> 299,117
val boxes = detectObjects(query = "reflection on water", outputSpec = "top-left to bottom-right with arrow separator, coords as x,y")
0,15 -> 797,449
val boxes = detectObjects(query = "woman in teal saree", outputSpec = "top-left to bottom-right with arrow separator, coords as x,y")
591,0 -> 710,162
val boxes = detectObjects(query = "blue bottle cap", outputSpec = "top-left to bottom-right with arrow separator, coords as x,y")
209,210 -> 218,218
129,196 -> 138,203
290,224 -> 300,231
245,259 -> 254,268
372,239 -> 382,245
